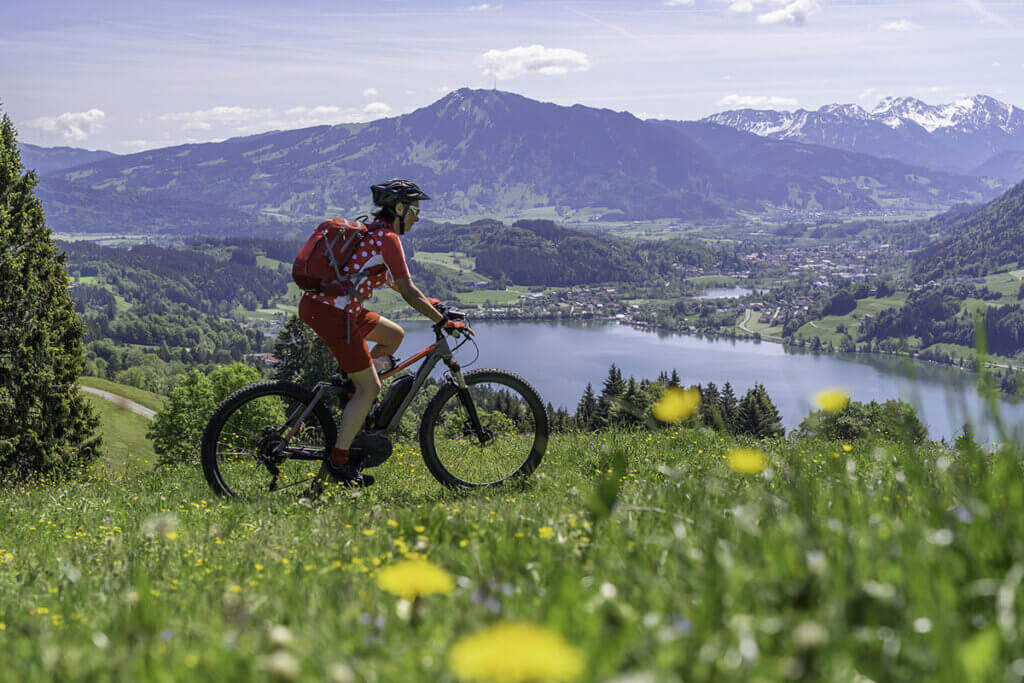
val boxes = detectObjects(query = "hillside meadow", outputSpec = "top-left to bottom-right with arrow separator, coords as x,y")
2,411 -> 1023,681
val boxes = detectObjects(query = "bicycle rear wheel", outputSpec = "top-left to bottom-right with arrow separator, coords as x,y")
418,369 -> 548,489
201,380 -> 337,498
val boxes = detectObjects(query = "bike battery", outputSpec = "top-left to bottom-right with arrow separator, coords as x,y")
373,375 -> 415,429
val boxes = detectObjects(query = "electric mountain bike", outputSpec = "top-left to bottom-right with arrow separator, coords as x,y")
200,305 -> 549,498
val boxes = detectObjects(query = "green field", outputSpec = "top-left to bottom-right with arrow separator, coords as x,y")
795,294 -> 908,344
686,275 -> 742,287
1,420 -> 1022,680
412,252 -> 488,283
983,269 -> 1024,299
80,376 -> 166,412
454,288 -> 524,306
80,393 -> 157,470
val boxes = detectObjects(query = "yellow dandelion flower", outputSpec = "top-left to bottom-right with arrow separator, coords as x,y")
727,448 -> 767,475
538,526 -> 554,540
362,529 -> 376,537
652,387 -> 701,423
228,584 -> 242,593
842,444 -> 853,452
164,532 -> 178,541
375,559 -> 454,600
449,621 -> 584,682
813,388 -> 849,413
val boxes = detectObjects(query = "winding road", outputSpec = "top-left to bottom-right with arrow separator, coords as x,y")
738,309 -> 783,341
79,386 -> 156,420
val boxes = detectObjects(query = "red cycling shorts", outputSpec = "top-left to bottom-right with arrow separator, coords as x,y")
298,294 -> 380,373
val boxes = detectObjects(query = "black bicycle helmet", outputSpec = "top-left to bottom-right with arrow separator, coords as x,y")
370,179 -> 431,207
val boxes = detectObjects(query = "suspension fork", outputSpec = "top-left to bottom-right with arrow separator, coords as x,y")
446,359 -> 491,445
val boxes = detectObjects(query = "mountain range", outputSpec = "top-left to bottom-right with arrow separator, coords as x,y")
705,95 -> 1024,178
17,89 -> 1008,235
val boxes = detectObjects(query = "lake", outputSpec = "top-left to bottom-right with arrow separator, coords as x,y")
696,287 -> 754,299
392,319 -> 1024,443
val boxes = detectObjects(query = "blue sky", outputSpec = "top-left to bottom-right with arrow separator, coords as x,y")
2,0 -> 1022,152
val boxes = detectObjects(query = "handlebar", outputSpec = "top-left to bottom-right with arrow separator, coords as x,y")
432,302 -> 472,338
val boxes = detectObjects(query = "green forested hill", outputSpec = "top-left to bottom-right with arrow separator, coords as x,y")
37,176 -> 286,235
913,179 -> 1024,279
405,218 -> 738,286
62,240 -> 289,391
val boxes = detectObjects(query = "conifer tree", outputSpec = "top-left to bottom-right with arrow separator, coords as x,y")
273,314 -> 336,386
699,382 -> 727,432
594,364 -> 626,428
735,388 -> 764,438
754,384 -> 785,437
721,382 -> 739,432
0,110 -> 100,480
575,382 -> 597,430
669,369 -> 681,387
617,377 -> 643,426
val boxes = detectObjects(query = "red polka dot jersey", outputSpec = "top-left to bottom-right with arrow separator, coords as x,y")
306,218 -> 410,315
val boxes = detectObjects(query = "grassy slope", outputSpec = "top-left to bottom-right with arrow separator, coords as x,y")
79,376 -> 166,412
795,294 -> 908,344
1,426 -> 1022,680
81,393 -> 156,469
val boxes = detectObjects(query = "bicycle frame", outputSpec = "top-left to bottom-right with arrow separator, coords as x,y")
279,323 -> 483,453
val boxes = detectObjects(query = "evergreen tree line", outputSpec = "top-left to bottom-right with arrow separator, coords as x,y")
565,364 -> 784,438
1,109 -> 99,481
61,240 -> 288,315
406,219 -> 742,288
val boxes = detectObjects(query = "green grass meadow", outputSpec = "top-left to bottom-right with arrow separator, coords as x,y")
80,376 -> 166,413
81,394 -> 157,470
2,407 -> 1024,680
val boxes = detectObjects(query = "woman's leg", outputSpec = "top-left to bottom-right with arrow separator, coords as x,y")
334,365 -> 381,452
365,316 -> 404,358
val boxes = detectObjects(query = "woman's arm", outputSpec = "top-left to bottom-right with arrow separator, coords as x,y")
393,277 -> 444,323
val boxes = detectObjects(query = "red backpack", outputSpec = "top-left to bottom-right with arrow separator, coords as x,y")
292,217 -> 370,297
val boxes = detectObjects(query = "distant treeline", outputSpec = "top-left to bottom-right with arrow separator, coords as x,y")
407,219 -> 743,287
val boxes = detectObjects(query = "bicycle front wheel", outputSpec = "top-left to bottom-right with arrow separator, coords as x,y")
201,380 -> 337,498
419,369 -> 549,489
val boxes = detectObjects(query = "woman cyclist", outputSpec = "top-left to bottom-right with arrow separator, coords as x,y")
298,179 -> 463,487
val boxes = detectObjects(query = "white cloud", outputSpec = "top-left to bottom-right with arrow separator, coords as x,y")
637,111 -> 670,120
158,103 -> 394,140
431,85 -> 453,94
858,88 -> 876,102
362,102 -> 392,116
663,0 -> 695,6
480,45 -> 591,80
28,108 -> 106,143
992,60 -> 1001,68
880,19 -> 917,31
159,106 -> 271,129
717,94 -> 799,109
362,87 -> 378,97
119,136 -> 217,153
468,3 -> 493,9
712,0 -> 819,24
756,0 -> 820,25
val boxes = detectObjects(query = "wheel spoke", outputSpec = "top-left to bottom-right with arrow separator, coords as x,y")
202,383 -> 336,499
422,371 -> 547,488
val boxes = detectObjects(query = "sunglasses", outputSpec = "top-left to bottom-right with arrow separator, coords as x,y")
404,204 -> 420,217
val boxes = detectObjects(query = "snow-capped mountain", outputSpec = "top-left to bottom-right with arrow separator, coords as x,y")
704,95 -> 1024,178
